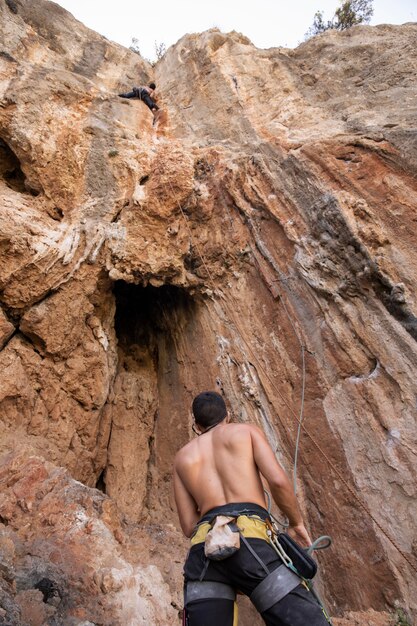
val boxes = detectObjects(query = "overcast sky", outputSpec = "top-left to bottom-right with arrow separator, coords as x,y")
54,0 -> 416,60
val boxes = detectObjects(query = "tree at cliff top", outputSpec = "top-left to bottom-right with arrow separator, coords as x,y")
305,0 -> 373,39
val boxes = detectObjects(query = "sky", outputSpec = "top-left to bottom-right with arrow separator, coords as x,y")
54,0 -> 416,61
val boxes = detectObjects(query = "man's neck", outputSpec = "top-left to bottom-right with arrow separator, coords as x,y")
198,420 -> 224,435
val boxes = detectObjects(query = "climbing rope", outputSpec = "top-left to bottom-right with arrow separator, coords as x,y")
293,345 -> 306,494
231,82 -> 417,463
229,81 -> 417,493
226,304 -> 417,574
150,110 -> 417,575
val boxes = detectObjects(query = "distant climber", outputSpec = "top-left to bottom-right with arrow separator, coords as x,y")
118,82 -> 160,122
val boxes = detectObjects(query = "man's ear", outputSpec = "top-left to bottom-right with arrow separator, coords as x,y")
192,421 -> 202,436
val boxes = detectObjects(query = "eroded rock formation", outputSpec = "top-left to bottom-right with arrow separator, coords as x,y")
0,0 -> 416,623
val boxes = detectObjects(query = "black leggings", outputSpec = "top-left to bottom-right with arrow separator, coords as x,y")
118,88 -> 158,110
184,540 -> 330,626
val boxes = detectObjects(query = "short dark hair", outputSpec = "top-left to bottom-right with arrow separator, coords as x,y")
149,82 -> 156,90
192,391 -> 227,428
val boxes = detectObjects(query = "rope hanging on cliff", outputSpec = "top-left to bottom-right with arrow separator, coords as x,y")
151,134 -> 417,576
230,85 -> 417,476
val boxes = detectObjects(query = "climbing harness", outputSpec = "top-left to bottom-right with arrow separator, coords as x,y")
265,516 -> 333,624
263,491 -> 333,623
264,489 -> 330,578
185,580 -> 236,604
187,509 -> 333,623
191,512 -> 270,547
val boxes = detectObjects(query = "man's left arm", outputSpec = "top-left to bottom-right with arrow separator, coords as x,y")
173,467 -> 199,537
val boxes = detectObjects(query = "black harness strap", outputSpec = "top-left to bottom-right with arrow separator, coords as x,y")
198,557 -> 210,581
185,580 -> 236,605
250,565 -> 300,613
240,534 -> 270,575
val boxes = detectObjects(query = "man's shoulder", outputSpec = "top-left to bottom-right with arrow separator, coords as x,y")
219,422 -> 262,444
174,439 -> 197,465
225,422 -> 261,435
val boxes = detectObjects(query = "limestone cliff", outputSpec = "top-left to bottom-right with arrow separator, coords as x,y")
0,0 -> 416,624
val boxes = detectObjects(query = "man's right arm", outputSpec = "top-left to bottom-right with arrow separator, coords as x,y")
250,425 -> 311,546
173,459 -> 199,538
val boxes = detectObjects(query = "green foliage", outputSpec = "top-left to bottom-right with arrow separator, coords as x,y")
394,608 -> 412,626
335,0 -> 373,29
305,11 -> 332,37
305,0 -> 373,39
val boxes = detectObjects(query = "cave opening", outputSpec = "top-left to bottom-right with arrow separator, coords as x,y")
103,281 -> 196,514
114,281 -> 195,358
0,138 -> 27,193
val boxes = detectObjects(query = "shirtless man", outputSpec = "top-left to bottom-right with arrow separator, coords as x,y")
173,391 -> 330,626
118,82 -> 160,120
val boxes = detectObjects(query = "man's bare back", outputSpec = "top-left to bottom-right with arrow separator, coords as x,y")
174,392 -> 331,626
175,422 -> 266,515
174,418 -> 310,545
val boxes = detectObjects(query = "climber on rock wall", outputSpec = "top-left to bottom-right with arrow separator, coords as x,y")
173,391 -> 331,626
118,82 -> 160,121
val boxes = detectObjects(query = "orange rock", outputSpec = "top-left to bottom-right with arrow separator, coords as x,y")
0,1 -> 416,624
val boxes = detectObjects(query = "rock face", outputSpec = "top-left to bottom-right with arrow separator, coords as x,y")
0,0 -> 416,623
0,452 -> 181,625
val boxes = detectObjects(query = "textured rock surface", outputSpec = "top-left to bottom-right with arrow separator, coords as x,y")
0,452 -> 181,625
0,0 -> 416,623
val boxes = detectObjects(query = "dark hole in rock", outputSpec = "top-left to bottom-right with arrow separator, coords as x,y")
114,282 -> 195,357
6,0 -> 18,14
378,290 -> 417,342
139,175 -> 149,185
184,252 -> 201,273
34,578 -> 60,603
102,282 -> 195,515
0,138 -> 27,193
28,186 -> 40,197
47,206 -> 64,221
0,50 -> 16,62
95,469 -> 106,493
